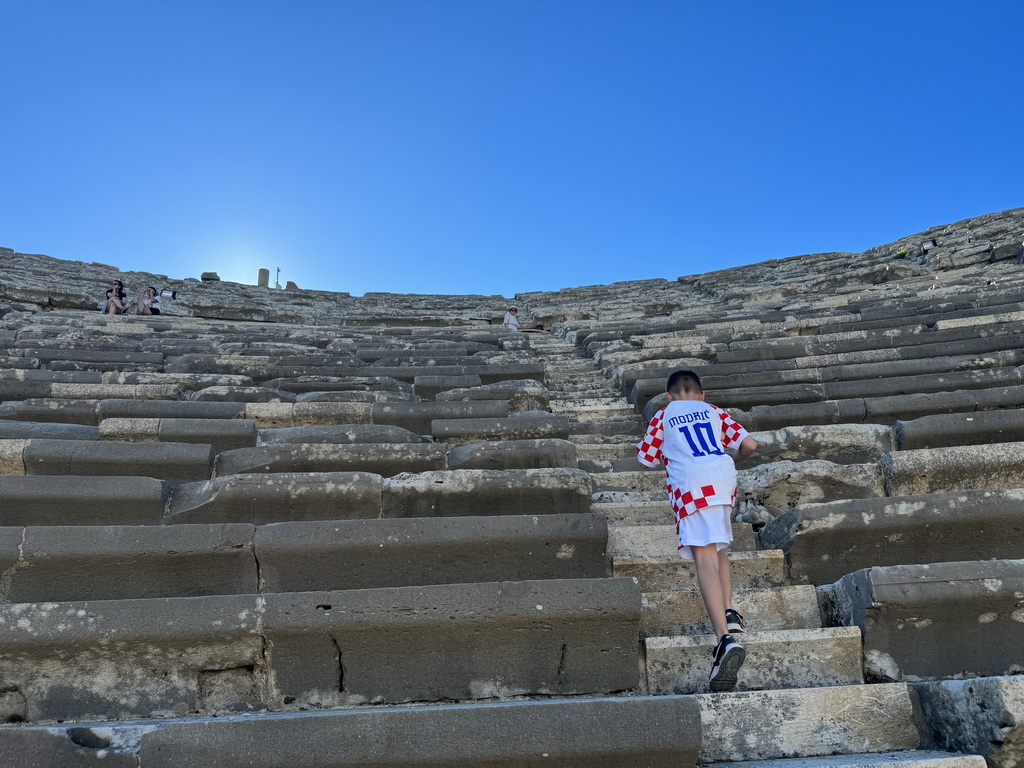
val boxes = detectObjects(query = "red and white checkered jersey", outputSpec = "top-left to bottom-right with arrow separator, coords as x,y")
636,400 -> 749,521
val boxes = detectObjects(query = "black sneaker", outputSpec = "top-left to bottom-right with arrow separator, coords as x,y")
725,608 -> 746,634
708,634 -> 746,692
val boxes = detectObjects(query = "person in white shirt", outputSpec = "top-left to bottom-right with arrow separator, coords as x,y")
131,286 -> 161,315
637,369 -> 757,691
502,307 -> 520,330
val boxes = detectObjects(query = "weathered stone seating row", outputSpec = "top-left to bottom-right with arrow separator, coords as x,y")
601,291 -> 1024,372
2,426 -> 579,477
0,369 -> 257,397
0,380 -> 186,402
760,489 -> 1024,585
586,288 -> 1024,350
0,514 -> 610,602
621,312 -> 1022,378
165,356 -> 546,387
0,578 -> 641,722
0,695 -> 701,768
0,398 -> 510,429
707,365 -> 1024,411
729,386 -> 1024,431
823,559 -> 1024,682
5,348 -> 165,366
628,349 -> 1024,411
564,285 -> 1024,355
0,469 -> 594,525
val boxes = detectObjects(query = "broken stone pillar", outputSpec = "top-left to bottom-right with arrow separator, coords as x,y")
257,268 -> 270,288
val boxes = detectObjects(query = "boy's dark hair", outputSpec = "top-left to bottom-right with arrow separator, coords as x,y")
666,369 -> 703,396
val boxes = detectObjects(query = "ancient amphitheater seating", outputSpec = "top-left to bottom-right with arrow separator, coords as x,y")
2,208 -> 1023,766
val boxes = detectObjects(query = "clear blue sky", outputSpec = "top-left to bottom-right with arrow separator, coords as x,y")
2,1 -> 1022,297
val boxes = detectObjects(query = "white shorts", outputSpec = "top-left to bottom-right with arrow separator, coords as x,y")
677,504 -> 733,561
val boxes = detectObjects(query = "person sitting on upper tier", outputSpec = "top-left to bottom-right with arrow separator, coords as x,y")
131,286 -> 161,315
502,307 -> 550,333
101,280 -> 127,314
502,307 -> 520,330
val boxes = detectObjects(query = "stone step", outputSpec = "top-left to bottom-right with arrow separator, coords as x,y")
702,751 -> 986,768
614,550 -> 787,591
645,626 -> 864,695
215,442 -> 449,477
697,683 -> 920,762
568,415 -> 645,435
575,441 -> 638,462
549,405 -> 637,422
99,416 -> 259,452
609,523 -> 756,556
548,395 -> 631,409
0,695 -> 700,767
591,470 -> 667,492
1,437 -> 215,483
642,584 -> 822,637
735,386 -> 1024,431
0,380 -> 184,401
881,442 -> 1024,495
547,373 -> 616,389
0,578 -> 641,723
912,675 -> 1024,768
896,408 -> 1024,450
0,515 -> 612,603
591,496 -> 673,521
824,559 -> 1024,682
543,359 -> 599,372
581,456 -> 665,472
431,415 -> 571,446
548,387 -> 623,399
759,490 -> 1024,585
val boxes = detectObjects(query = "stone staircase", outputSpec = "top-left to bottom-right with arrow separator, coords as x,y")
1,207 -> 1023,766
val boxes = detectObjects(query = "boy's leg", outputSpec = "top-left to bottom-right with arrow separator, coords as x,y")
691,544 -> 728,639
717,548 -> 733,612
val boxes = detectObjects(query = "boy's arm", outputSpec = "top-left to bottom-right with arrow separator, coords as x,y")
732,435 -> 757,463
636,411 -> 665,467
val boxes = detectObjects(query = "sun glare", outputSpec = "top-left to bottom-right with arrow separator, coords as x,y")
209,249 -> 275,287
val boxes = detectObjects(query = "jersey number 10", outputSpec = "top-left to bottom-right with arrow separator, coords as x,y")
677,423 -> 724,457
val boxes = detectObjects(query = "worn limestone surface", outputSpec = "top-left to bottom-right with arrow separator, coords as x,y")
913,675 -> 1024,768
822,560 -> 1024,682
881,442 -> 1024,495
0,523 -> 258,602
748,423 -> 894,466
168,472 -> 383,524
646,626 -> 863,695
760,490 -> 1024,584
0,695 -> 701,768
254,513 -> 610,591
697,683 -> 919,762
259,424 -> 426,445
737,459 -> 885,517
382,468 -> 594,517
262,578 -> 641,707
641,584 -> 821,638
445,438 -> 578,470
214,442 -> 447,478
0,475 -> 170,526
0,578 -> 640,721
